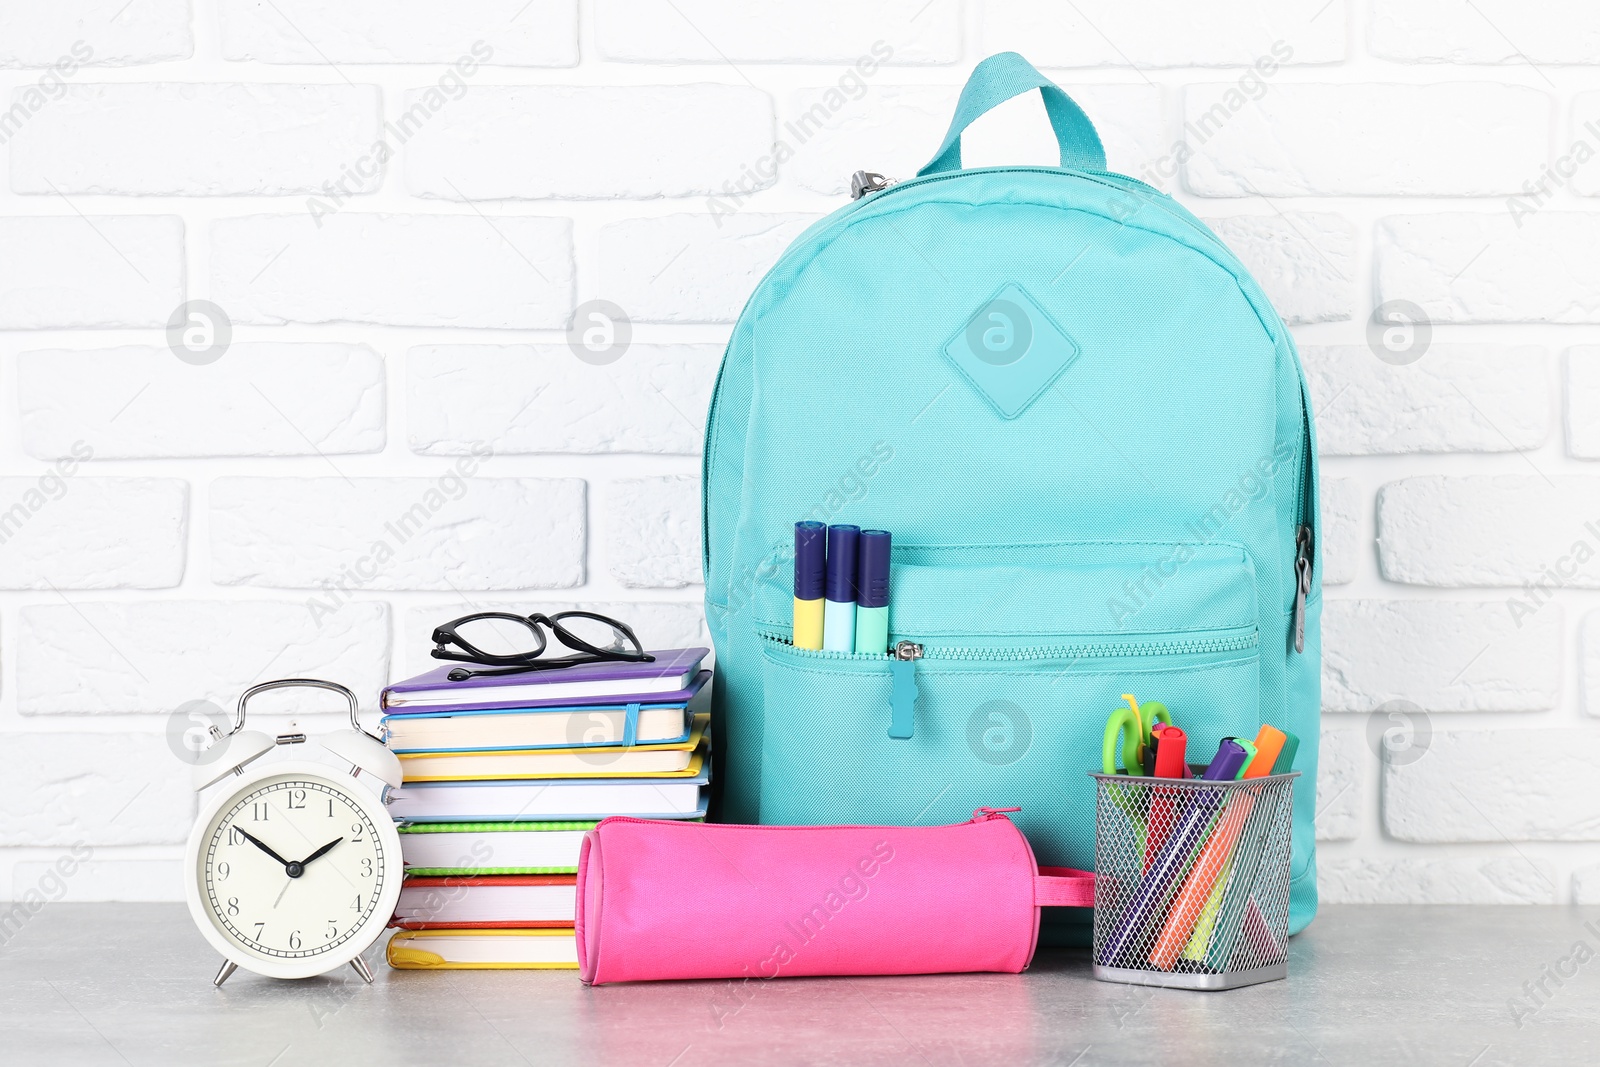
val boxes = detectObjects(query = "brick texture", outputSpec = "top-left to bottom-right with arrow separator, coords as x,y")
9,84 -> 381,195
4,3 -> 1600,902
217,1 -> 578,65
19,344 -> 385,459
211,477 -> 586,590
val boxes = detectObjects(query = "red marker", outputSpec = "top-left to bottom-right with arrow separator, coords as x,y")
1141,725 -> 1189,875
1151,725 -> 1187,779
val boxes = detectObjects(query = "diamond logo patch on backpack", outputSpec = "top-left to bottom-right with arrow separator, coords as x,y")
941,283 -> 1081,419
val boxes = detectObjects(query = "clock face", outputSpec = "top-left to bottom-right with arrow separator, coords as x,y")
197,773 -> 390,964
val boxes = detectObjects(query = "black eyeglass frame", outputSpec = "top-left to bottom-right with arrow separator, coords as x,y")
430,610 -> 653,681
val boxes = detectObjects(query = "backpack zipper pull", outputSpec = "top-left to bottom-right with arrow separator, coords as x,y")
850,170 -> 897,200
1291,525 -> 1314,654
887,640 -> 922,740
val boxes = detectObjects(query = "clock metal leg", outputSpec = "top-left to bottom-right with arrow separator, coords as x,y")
213,960 -> 237,987
350,955 -> 375,984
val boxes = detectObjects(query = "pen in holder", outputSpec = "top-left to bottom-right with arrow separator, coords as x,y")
1089,769 -> 1298,990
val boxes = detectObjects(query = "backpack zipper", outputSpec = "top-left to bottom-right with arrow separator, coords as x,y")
1290,385 -> 1317,654
847,165 -> 1228,253
849,171 -> 898,198
766,627 -> 1257,742
759,628 -> 1258,661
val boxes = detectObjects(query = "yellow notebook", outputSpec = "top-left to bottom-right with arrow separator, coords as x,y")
386,928 -> 578,970
398,716 -> 709,782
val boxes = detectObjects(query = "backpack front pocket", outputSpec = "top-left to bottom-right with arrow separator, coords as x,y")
752,542 -> 1262,872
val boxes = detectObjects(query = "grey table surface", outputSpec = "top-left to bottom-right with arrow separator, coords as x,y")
3,904 -> 1598,1066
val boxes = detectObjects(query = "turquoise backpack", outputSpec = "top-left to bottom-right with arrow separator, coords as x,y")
701,53 -> 1322,938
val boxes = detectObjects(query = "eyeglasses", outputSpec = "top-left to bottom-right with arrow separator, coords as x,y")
430,610 -> 653,681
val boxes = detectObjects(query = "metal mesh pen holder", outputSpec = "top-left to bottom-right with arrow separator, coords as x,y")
1089,770 -> 1299,990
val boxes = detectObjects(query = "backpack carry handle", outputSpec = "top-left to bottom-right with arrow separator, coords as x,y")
917,52 -> 1106,178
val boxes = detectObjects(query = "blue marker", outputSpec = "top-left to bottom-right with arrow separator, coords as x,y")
853,529 -> 892,654
822,525 -> 859,652
792,522 -> 826,650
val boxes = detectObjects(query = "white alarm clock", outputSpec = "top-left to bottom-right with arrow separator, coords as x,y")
184,679 -> 405,986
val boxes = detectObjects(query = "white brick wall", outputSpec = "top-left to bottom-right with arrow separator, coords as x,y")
1378,476 -> 1600,586
1304,345 -> 1548,454
216,1 -> 578,66
1,2 -> 1598,906
210,477 -> 587,590
402,86 -> 776,200
407,344 -> 719,454
210,214 -> 574,327
982,1 -> 1346,68
19,344 -> 386,458
595,1 -> 959,64
1322,600 -> 1562,712
1205,214 -> 1357,325
0,2 -> 192,67
0,477 -> 188,588
0,216 -> 183,327
1184,83 -> 1549,196
1376,214 -> 1600,323
1369,1 -> 1600,65
1568,347 -> 1600,458
9,84 -> 383,195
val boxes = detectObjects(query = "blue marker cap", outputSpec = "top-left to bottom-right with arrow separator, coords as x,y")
794,522 -> 826,600
856,529 -> 891,609
825,525 -> 859,603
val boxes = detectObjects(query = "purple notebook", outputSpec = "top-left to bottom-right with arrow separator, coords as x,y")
382,648 -> 709,713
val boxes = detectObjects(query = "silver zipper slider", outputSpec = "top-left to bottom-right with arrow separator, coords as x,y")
850,170 -> 897,200
971,806 -> 1022,822
1291,525 -> 1314,654
887,640 -> 922,740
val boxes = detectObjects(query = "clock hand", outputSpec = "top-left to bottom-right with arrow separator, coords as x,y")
273,877 -> 292,909
296,837 -> 344,868
233,826 -> 292,869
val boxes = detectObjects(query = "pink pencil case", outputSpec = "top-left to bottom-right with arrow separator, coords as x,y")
575,807 -> 1093,985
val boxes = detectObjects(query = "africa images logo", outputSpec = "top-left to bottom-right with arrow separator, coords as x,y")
942,283 -> 1081,419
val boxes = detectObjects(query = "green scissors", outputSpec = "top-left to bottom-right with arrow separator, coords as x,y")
1101,693 -> 1172,776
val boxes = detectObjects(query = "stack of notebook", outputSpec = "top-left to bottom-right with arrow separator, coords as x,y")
380,647 -> 711,970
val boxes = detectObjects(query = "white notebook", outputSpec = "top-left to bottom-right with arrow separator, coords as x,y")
387,930 -> 578,969
394,881 -> 575,926
385,777 -> 709,821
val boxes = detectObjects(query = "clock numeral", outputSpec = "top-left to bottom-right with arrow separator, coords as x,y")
251,802 -> 269,822
351,895 -> 363,911
350,821 -> 364,843
287,789 -> 306,810
216,861 -> 230,881
359,858 -> 373,878
289,931 -> 302,950
325,920 -> 338,940
226,896 -> 240,916
227,827 -> 246,846
327,798 -> 336,818
253,922 -> 266,941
